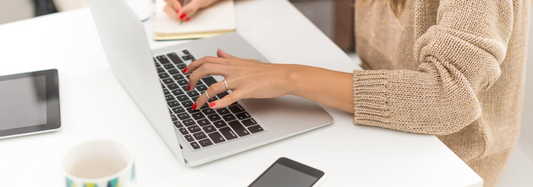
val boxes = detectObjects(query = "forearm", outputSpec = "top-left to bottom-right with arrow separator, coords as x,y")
287,65 -> 354,113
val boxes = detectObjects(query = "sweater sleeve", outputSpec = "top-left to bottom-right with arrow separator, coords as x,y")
353,0 -> 513,135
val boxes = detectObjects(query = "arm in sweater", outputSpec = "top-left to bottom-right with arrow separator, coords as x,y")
353,0 -> 513,135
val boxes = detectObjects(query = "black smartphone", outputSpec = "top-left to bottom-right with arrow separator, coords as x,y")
248,157 -> 325,187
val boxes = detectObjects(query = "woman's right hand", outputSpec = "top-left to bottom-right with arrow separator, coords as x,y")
164,0 -> 220,22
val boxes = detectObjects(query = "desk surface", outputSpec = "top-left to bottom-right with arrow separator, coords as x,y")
0,0 -> 482,186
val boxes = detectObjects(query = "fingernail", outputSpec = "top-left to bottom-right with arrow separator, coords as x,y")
182,67 -> 187,73
179,13 -> 186,19
187,84 -> 190,90
209,102 -> 216,108
192,103 -> 197,110
185,17 -> 190,21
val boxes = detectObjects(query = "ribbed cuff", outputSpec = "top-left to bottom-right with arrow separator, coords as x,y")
353,70 -> 391,127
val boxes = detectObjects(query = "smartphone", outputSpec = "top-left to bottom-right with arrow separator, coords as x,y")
248,157 -> 325,187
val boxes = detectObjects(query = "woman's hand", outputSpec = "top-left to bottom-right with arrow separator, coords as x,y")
164,0 -> 220,21
184,49 -> 355,113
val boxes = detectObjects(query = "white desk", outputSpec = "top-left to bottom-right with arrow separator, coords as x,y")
0,0 -> 483,186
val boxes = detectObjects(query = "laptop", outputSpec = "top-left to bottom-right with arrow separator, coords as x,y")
88,0 -> 333,166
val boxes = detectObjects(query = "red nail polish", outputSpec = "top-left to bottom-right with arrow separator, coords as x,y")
209,102 -> 216,108
179,13 -> 186,19
182,67 -> 187,73
188,84 -> 191,90
185,17 -> 190,21
192,103 -> 197,110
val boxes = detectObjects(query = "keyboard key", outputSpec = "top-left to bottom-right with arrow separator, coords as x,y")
208,114 -> 222,122
167,84 -> 179,90
193,132 -> 207,140
171,114 -> 177,121
163,64 -> 174,69
219,127 -> 238,140
159,73 -> 169,79
172,107 -> 186,114
177,113 -> 190,120
228,104 -> 245,113
242,118 -> 257,126
182,85 -> 188,91
173,74 -> 184,80
192,113 -> 206,120
235,112 -> 251,120
203,125 -> 217,133
202,77 -> 217,86
197,119 -> 211,126
190,142 -> 200,149
162,78 -> 173,84
176,79 -> 188,86
187,90 -> 199,97
208,96 -> 219,103
188,125 -> 202,133
157,67 -> 165,73
179,128 -> 188,135
177,64 -> 187,70
196,84 -> 207,91
222,114 -> 236,122
165,95 -> 174,101
202,108 -> 216,115
173,121 -> 183,128
181,100 -> 194,107
163,89 -> 170,95
182,55 -> 194,60
248,125 -> 264,133
217,108 -> 231,115
186,107 -> 202,114
167,52 -> 183,64
213,121 -> 227,128
198,139 -> 213,147
208,132 -> 226,143
182,49 -> 190,54
168,69 -> 180,75
228,121 -> 250,137
182,119 -> 196,127
217,91 -> 229,98
167,101 -> 180,107
156,55 -> 170,64
172,89 -> 184,95
184,134 -> 194,142
177,95 -> 189,101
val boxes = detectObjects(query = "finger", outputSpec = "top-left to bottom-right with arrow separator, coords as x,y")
187,62 -> 229,90
208,90 -> 244,109
183,55 -> 228,74
164,4 -> 180,20
164,0 -> 183,11
193,80 -> 230,110
216,49 -> 237,59
177,0 -> 202,20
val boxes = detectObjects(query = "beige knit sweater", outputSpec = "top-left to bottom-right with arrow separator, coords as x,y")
353,0 -> 529,186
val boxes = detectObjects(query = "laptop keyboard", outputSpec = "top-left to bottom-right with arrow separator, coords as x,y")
154,50 -> 265,150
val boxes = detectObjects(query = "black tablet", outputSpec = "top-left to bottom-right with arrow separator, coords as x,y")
0,69 -> 61,139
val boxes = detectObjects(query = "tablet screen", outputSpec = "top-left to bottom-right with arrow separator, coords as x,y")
0,75 -> 47,131
0,69 -> 60,139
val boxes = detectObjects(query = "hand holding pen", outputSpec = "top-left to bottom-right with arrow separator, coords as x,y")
163,0 -> 222,22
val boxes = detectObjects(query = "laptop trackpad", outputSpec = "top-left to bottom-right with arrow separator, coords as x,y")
240,95 -> 333,132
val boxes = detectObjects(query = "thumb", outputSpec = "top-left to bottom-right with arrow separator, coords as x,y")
217,49 -> 235,59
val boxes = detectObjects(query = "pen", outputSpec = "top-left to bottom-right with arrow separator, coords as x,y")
180,0 -> 190,25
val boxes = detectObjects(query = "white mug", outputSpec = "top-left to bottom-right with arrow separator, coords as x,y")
62,139 -> 136,187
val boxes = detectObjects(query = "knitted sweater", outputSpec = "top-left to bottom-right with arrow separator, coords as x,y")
353,0 -> 529,186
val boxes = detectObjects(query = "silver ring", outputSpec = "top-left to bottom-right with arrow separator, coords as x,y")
223,79 -> 229,92
205,91 -> 211,100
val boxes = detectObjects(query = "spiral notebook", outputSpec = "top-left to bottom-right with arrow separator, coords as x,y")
154,0 -> 236,40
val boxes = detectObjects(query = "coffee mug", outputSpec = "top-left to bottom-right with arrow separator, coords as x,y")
62,139 -> 136,187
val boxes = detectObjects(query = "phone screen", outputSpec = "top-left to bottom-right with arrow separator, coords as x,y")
249,161 -> 321,187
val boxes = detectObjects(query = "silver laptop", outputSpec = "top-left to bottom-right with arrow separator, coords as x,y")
88,0 -> 333,166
